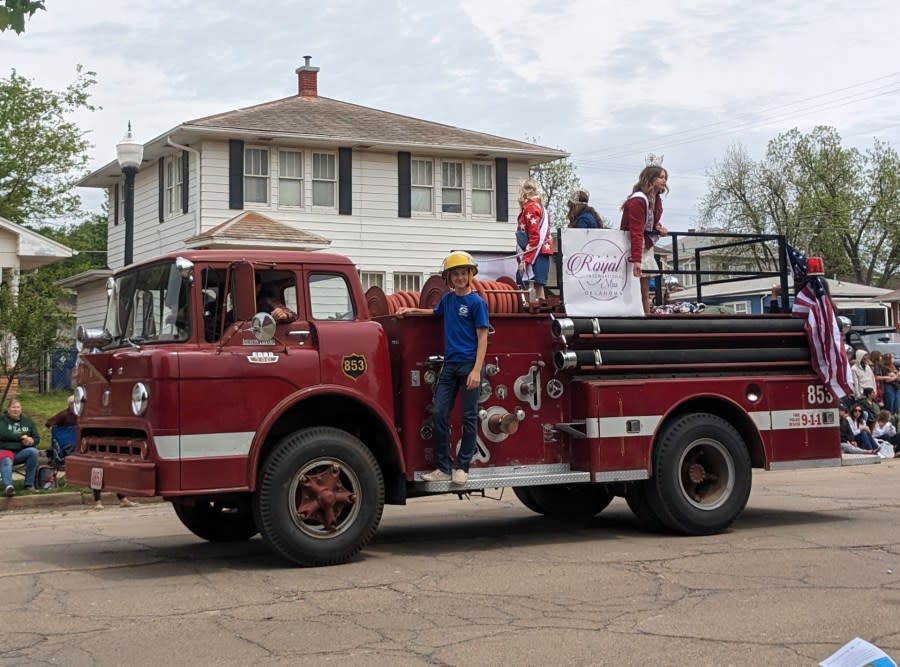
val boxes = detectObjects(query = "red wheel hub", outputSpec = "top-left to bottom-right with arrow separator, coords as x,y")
296,466 -> 355,531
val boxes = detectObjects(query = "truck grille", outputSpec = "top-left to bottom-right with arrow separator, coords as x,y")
81,434 -> 147,459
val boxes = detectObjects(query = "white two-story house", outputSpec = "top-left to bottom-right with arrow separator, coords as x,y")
72,59 -> 566,328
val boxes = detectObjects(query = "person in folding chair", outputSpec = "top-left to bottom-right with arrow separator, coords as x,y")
0,399 -> 40,496
45,396 -> 136,508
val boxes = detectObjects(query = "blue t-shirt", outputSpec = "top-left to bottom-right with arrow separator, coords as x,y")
433,290 -> 489,362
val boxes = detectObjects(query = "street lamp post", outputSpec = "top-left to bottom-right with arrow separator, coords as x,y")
116,122 -> 143,266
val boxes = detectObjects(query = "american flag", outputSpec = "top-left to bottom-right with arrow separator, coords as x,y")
787,245 -> 853,398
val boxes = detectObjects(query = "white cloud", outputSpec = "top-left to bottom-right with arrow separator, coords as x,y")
1,0 -> 898,229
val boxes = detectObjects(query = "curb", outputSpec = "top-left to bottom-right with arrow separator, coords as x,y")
0,491 -> 165,512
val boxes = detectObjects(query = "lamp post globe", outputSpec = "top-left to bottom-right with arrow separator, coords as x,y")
116,123 -> 142,265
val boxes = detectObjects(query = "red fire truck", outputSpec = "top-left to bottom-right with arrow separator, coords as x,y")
66,243 -> 858,566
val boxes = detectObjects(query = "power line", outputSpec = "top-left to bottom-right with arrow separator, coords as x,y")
573,72 -> 900,162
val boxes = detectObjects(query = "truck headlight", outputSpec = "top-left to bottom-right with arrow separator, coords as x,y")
73,386 -> 87,417
131,382 -> 149,416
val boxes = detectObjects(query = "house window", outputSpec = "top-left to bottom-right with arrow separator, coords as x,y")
471,163 -> 493,215
724,301 -> 750,314
279,150 -> 303,207
359,271 -> 385,291
312,152 -> 336,207
411,159 -> 433,212
244,148 -> 269,204
393,272 -> 421,292
164,155 -> 183,218
442,161 -> 463,213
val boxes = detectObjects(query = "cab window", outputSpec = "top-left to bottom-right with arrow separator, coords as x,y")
309,273 -> 355,320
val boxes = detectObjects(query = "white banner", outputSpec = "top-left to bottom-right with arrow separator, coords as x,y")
560,228 -> 644,317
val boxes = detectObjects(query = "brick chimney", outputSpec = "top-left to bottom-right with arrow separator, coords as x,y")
296,56 -> 319,97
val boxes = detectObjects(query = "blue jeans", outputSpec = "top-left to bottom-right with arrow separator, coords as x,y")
853,431 -> 878,451
1,447 -> 38,487
883,384 -> 900,415
432,361 -> 479,473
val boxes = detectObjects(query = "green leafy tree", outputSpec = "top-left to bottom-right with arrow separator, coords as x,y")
527,137 -> 584,228
0,0 -> 44,33
0,66 -> 97,226
0,270 -> 73,406
700,126 -> 900,286
35,213 -> 108,282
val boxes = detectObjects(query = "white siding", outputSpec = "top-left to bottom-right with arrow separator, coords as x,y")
102,139 -> 537,297
108,152 -> 199,270
198,141 -> 531,293
74,281 -> 109,331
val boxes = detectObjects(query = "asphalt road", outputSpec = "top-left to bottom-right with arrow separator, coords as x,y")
3,459 -> 900,666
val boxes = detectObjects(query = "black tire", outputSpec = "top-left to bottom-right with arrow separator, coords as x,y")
646,413 -> 751,535
624,481 -> 667,532
173,497 -> 258,542
254,427 -> 384,567
512,487 -> 544,514
514,484 -> 613,517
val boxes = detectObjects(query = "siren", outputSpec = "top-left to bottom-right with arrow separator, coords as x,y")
807,257 -> 825,276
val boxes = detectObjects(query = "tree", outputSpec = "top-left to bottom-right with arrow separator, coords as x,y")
527,137 -> 584,228
0,0 -> 44,34
0,269 -> 73,406
35,213 -> 108,282
700,126 -> 900,286
0,66 -> 97,226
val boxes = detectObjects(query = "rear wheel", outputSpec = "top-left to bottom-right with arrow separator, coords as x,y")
646,413 -> 751,535
513,484 -> 613,517
173,497 -> 258,542
254,427 -> 384,567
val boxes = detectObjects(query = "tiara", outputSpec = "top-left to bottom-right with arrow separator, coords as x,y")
645,153 -> 664,167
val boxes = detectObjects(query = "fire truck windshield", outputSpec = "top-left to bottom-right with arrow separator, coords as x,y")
103,261 -> 191,346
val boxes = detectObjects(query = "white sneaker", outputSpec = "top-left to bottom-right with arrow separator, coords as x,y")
452,469 -> 468,485
4,484 -> 14,497
422,469 -> 451,482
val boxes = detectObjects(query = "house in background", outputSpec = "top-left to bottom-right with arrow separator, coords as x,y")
73,58 -> 566,329
672,275 -> 894,324
0,216 -> 76,393
0,215 -> 75,287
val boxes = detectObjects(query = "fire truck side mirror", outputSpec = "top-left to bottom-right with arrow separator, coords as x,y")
249,313 -> 277,343
232,261 -> 258,321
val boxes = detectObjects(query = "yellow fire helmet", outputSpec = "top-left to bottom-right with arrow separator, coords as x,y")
441,250 -> 478,286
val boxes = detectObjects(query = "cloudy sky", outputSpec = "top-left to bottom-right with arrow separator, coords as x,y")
2,0 -> 899,231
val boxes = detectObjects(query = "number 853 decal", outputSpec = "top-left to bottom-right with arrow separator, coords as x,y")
341,354 -> 368,381
806,384 -> 833,405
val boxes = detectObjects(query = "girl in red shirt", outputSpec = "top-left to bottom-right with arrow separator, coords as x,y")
620,166 -> 669,314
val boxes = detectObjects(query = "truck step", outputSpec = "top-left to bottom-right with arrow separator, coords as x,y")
413,465 -> 591,493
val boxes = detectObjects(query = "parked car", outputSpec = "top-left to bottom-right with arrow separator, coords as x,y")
846,327 -> 900,368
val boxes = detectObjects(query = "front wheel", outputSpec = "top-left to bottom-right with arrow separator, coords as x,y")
646,413 -> 751,535
254,427 -> 384,567
173,497 -> 258,542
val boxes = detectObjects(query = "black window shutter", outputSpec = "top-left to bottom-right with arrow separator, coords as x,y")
398,151 -> 411,218
495,158 -> 508,222
113,184 -> 120,226
229,139 -> 245,209
181,150 -> 190,214
338,147 -> 352,215
158,158 -> 165,223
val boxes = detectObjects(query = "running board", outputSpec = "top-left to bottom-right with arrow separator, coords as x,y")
412,464 -> 591,493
